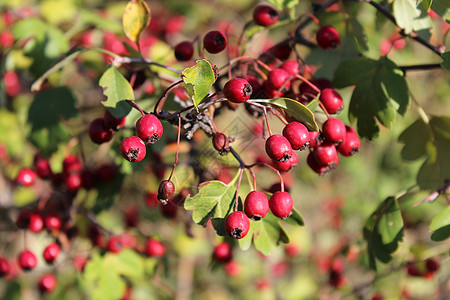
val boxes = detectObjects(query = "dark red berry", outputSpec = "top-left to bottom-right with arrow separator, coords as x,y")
104,109 -> 126,130
0,258 -> 10,277
65,173 -> 82,191
81,168 -> 96,190
253,5 -> 279,27
269,191 -> 293,219
265,134 -> 293,162
145,238 -> 165,257
95,164 -> 117,182
322,118 -> 346,144
16,168 -> 36,187
425,258 -> 440,273
268,68 -> 291,91
45,214 -> 62,231
16,210 -> 32,229
316,25 -> 341,49
267,41 -> 292,60
282,122 -> 310,150
89,118 -> 114,144
157,180 -> 175,205
225,211 -> 250,239
280,60 -> 301,76
244,191 -> 269,221
145,192 -> 159,207
272,151 -> 298,172
308,131 -> 323,148
223,78 -> 253,103
337,126 -> 360,157
213,242 -> 233,263
34,155 -> 53,179
18,250 -> 37,271
262,79 -> 282,98
63,155 -> 82,175
43,243 -> 60,264
38,273 -> 57,293
313,143 -> 339,168
203,30 -> 227,54
136,114 -> 163,144
28,213 -> 44,233
174,41 -> 194,61
307,152 -> 330,176
212,132 -> 230,155
160,198 -> 178,219
319,89 -> 344,114
120,136 -> 146,162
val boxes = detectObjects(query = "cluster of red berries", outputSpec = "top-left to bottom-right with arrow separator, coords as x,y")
88,109 -> 126,144
406,258 -> 440,279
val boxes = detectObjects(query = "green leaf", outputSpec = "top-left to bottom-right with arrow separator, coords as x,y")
248,98 -> 318,131
363,196 -> 404,270
429,206 -> 450,241
266,0 -> 297,10
93,174 -> 125,214
430,0 -> 450,22
347,17 -> 369,51
398,118 -> 431,161
393,0 -> 421,34
99,65 -> 134,119
283,207 -> 305,226
442,52 -> 450,70
422,0 -> 433,11
181,59 -> 215,110
29,123 -> 71,157
334,57 -> 409,140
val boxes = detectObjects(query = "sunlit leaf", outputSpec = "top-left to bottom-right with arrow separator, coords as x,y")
429,206 -> 450,241
122,0 -> 151,43
181,60 -> 215,110
99,65 -> 134,118
393,0 -> 421,34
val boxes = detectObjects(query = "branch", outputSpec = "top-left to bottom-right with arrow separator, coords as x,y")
400,63 -> 443,73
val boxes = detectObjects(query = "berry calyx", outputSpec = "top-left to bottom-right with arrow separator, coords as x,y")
316,25 -> 341,49
43,243 -> 60,264
244,191 -> 269,221
120,136 -> 146,162
0,258 -> 10,278
253,5 -> 279,27
322,118 -> 347,144
203,30 -> 227,54
16,168 -> 36,187
18,250 -> 37,271
267,68 -> 291,91
265,134 -> 293,162
223,78 -> 253,103
308,131 -> 323,148
269,191 -> 293,219
136,114 -> 163,144
174,41 -> 194,61
319,89 -> 344,115
282,122 -> 310,150
145,238 -> 166,257
38,273 -> 57,293
213,242 -> 233,263
225,211 -> 250,239
157,180 -> 175,205
212,132 -> 230,155
88,118 -> 114,144
272,151 -> 298,172
337,126 -> 360,157
104,109 -> 126,130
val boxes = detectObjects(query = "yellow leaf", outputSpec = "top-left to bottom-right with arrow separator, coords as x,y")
122,0 -> 151,43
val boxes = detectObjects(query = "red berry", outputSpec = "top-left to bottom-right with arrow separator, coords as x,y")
313,143 -> 339,168
319,89 -> 344,114
307,152 -> 330,176
38,273 -> 57,293
225,211 -> 250,239
45,214 -> 62,230
145,238 -> 165,257
104,109 -> 126,130
65,173 -> 82,191
63,155 -> 82,175
244,75 -> 261,95
28,213 -> 44,233
158,180 -> 175,205
16,210 -> 32,229
337,126 -> 360,157
160,198 -> 178,219
81,168 -> 96,189
212,132 -> 230,155
268,68 -> 291,91
174,41 -> 194,61
34,155 -> 53,179
107,236 -> 125,253
244,191 -> 269,221
224,260 -> 241,277
145,192 -> 159,207
2,71 -> 21,97
89,118 -> 114,144
425,258 -> 440,273
269,191 -> 293,219
0,258 -> 10,277
43,243 -> 60,264
253,5 -> 279,27
316,25 -> 341,49
272,151 -> 298,172
16,168 -> 36,187
203,30 -> 227,54
268,41 -> 292,60
95,164 -> 117,182
136,114 -> 163,144
280,60 -> 301,76
223,78 -> 253,103
308,131 -> 323,148
282,122 -> 310,150
322,118 -> 346,144
0,31 -> 14,48
18,250 -> 37,271
262,79 -> 282,98
120,136 -> 146,162
265,134 -> 293,162
213,242 -> 233,263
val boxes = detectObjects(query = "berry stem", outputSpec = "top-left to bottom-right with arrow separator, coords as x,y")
154,80 -> 184,114
294,74 -> 321,94
247,162 -> 284,192
168,115 -> 182,182
262,106 -> 273,136
126,99 -> 146,116
112,56 -> 182,73
248,167 -> 257,191
318,100 -> 331,119
249,102 -> 289,125
234,168 -> 245,211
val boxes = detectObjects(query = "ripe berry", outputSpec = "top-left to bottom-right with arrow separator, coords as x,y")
269,191 -> 293,219
63,155 -> 82,175
337,127 -> 360,157
43,243 -> 60,264
104,109 -> 126,130
280,60 -> 301,76
308,131 -> 323,148
223,78 -> 253,103
212,132 -> 230,155
145,238 -> 166,257
0,258 -> 10,277
28,213 -> 44,233
265,134 -> 293,162
225,211 -> 250,239
65,173 -> 82,191
107,236 -> 125,253
203,30 -> 227,54
319,89 -> 344,114
18,250 -> 37,271
145,192 -> 159,207
307,152 -> 330,176
313,143 -> 339,167
38,273 -> 57,293
322,118 -> 347,144
120,136 -> 146,162
425,258 -> 440,273
158,180 -> 175,205
3,70 -> 21,97
174,41 -> 194,61
282,122 -> 310,150
34,155 -> 53,179
89,118 -> 114,144
45,214 -> 62,231
244,191 -> 269,221
262,79 -> 282,98
272,151 -> 298,172
268,68 -> 291,91
316,25 -> 341,49
253,5 -> 279,27
136,114 -> 163,144
213,242 -> 233,263
16,168 -> 36,187
160,198 -> 178,219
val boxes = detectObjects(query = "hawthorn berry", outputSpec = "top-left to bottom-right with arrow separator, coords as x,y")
89,118 -> 114,144
34,155 -> 53,179
212,132 -> 230,155
316,25 -> 341,49
425,258 -> 440,273
319,89 -> 344,114
136,114 -> 163,144
253,5 -> 279,27
337,126 -> 360,157
160,198 -> 178,219
65,173 -> 82,191
203,30 -> 227,54
269,191 -> 293,219
272,151 -> 298,172
262,79 -> 282,98
120,136 -> 146,162
18,250 -> 37,271
63,155 -> 82,175
45,214 -> 62,231
265,134 -> 293,162
308,131 -> 323,148
28,213 -> 44,233
282,122 -> 310,150
244,191 -> 269,221
107,236 -> 125,253
280,60 -> 301,76
0,258 -> 10,277
213,242 -> 233,263
157,180 -> 175,205
145,238 -> 166,257
322,118 -> 347,144
43,243 -> 60,264
244,75 -> 262,96
16,210 -> 32,229
223,78 -> 253,103
104,109 -> 126,130
16,168 -> 36,187
38,273 -> 57,293
313,143 -> 339,168
225,211 -> 250,239
268,68 -> 291,91
174,41 -> 194,61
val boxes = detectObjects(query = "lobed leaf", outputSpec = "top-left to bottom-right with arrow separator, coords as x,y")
393,0 -> 421,34
181,60 -> 215,110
